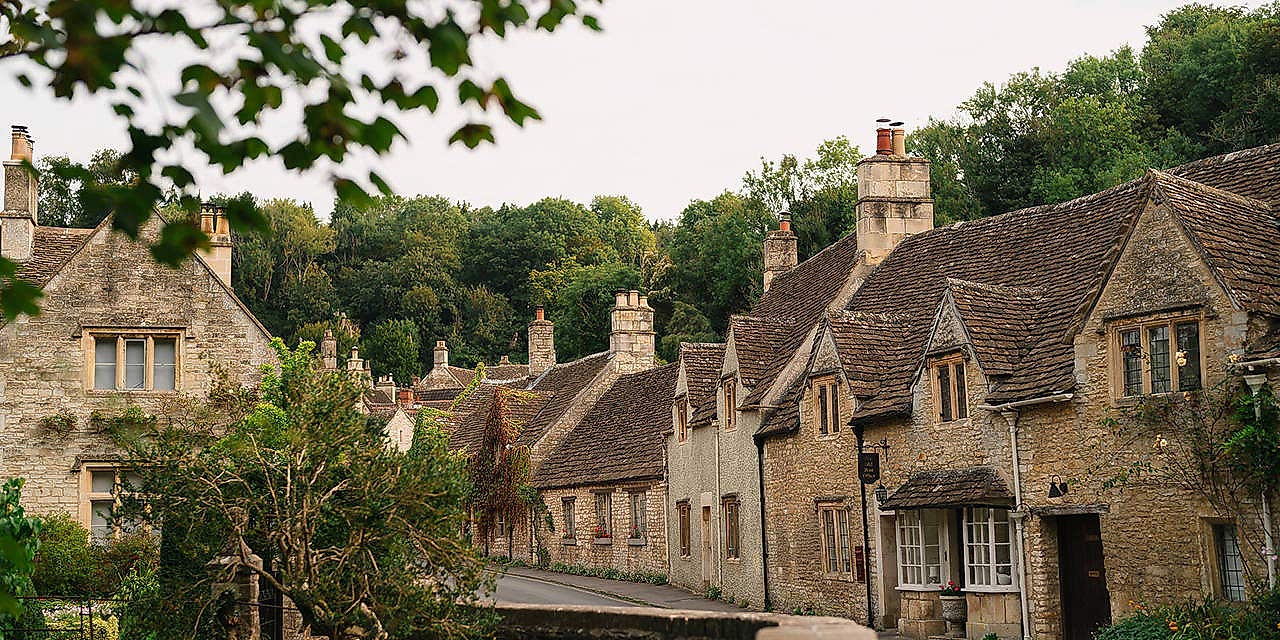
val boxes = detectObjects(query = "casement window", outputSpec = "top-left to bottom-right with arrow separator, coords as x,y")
594,492 -> 612,538
964,507 -> 1015,590
678,501 -> 692,557
1214,524 -> 1246,602
818,504 -> 853,577
496,512 -> 506,536
80,465 -> 142,544
813,376 -> 841,436
722,496 -> 741,559
933,356 -> 968,423
898,509 -> 948,588
562,497 -> 576,539
89,332 -> 180,392
723,378 -> 737,430
629,492 -> 647,540
676,398 -> 689,442
1116,319 -> 1202,397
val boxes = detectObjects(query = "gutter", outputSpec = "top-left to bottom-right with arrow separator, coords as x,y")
978,392 -> 1074,640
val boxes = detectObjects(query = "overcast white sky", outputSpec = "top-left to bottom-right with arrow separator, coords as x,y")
0,0 -> 1269,221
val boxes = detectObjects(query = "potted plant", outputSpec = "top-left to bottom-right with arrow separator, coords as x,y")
938,581 -> 967,638
593,524 -> 611,542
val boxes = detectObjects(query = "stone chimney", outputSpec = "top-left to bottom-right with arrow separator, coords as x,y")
855,123 -> 932,265
375,374 -> 397,401
499,355 -> 511,366
199,202 -> 233,287
433,340 -> 450,371
321,329 -> 338,370
762,213 -> 798,293
1,125 -> 37,262
528,306 -> 556,376
610,290 -> 655,374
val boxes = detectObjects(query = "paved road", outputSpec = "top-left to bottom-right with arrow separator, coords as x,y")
491,571 -> 639,607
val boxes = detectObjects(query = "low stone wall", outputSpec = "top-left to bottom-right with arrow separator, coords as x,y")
487,603 -> 876,640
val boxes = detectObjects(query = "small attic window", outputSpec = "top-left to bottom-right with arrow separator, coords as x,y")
1114,317 -> 1202,398
932,354 -> 968,423
813,375 -> 841,436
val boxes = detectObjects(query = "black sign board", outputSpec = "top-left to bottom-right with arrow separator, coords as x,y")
858,452 -> 880,485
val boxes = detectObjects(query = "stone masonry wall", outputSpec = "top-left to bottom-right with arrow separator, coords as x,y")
540,482 -> 668,576
0,218 -> 275,519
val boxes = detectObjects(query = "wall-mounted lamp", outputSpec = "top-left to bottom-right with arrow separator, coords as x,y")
875,484 -> 889,505
1047,475 -> 1068,499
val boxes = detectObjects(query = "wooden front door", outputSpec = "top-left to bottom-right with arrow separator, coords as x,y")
1059,515 -> 1111,640
701,506 -> 713,586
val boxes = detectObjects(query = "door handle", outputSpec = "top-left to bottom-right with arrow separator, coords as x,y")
1087,570 -> 1101,578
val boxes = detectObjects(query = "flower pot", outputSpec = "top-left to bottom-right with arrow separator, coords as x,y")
939,594 -> 967,638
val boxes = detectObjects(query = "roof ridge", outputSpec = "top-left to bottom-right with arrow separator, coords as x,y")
1147,168 -> 1274,211
1165,141 -> 1280,176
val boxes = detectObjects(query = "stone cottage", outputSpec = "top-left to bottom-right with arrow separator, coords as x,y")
0,125 -> 276,538
412,338 -> 530,409
680,128 -> 1280,640
446,291 -> 662,568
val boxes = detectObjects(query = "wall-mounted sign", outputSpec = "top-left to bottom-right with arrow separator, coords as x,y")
858,452 -> 880,485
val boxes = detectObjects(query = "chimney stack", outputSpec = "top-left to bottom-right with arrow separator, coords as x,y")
610,290 -> 655,374
1,125 -> 38,262
762,213 -> 798,293
856,121 -> 933,265
528,306 -> 556,376
321,329 -> 338,370
433,340 -> 450,371
199,202 -> 233,288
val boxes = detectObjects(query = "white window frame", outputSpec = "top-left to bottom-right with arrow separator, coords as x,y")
897,509 -> 949,589
963,507 -> 1017,592
86,331 -> 182,393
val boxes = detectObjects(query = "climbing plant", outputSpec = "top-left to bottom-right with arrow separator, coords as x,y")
467,386 -> 536,546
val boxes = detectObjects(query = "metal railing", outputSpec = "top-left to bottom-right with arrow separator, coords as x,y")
7,596 -> 128,639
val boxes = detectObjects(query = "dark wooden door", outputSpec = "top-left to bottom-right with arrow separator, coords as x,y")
1059,515 -> 1111,640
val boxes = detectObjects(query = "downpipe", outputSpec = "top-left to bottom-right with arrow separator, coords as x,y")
1002,410 -> 1033,640
1244,372 -> 1278,588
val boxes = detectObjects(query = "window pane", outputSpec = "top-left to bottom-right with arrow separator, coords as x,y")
1121,329 -> 1143,396
1148,326 -> 1171,394
154,338 -> 176,391
1177,323 -> 1202,391
91,470 -> 115,494
954,363 -> 968,419
94,338 -> 117,390
1217,524 -> 1246,602
823,510 -> 837,572
818,385 -> 829,435
838,510 -> 851,573
91,500 -> 114,544
938,365 -> 953,422
923,510 -> 943,585
830,385 -> 840,433
124,339 -> 146,389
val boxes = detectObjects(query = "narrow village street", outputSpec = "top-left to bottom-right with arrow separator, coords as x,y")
490,567 -> 743,611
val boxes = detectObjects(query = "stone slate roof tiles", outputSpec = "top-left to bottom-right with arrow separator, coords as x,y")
944,279 -> 1045,377
880,466 -> 1014,510
447,382 -> 550,453
679,342 -> 725,426
16,226 -> 95,286
535,363 -> 678,489
730,315 -> 798,389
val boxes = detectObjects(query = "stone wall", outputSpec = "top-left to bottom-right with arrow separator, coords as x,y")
540,482 -> 669,575
484,602 -> 876,640
0,217 -> 275,519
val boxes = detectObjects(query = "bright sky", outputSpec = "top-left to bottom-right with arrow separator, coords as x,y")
0,0 -> 1269,221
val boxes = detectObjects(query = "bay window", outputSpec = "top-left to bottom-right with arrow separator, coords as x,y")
964,507 -> 1015,589
897,509 -> 947,588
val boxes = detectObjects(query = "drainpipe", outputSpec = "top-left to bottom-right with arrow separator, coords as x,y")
979,393 -> 1072,640
663,432 -> 673,577
856,427 -> 875,629
756,436 -> 772,611
715,394 -> 723,587
1243,372 -> 1278,589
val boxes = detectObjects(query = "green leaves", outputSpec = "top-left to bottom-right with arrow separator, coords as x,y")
0,257 -> 43,320
1,0 -> 606,319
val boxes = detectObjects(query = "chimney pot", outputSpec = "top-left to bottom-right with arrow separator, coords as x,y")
628,290 -> 639,307
9,126 -> 31,162
779,213 -> 791,232
876,128 -> 893,155
535,306 -> 545,321
615,290 -> 628,307
891,128 -> 906,156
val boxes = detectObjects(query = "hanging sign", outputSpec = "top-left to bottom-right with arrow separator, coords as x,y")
858,452 -> 881,485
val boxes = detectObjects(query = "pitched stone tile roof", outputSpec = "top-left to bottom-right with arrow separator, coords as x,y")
679,342 -> 725,426
945,279 -> 1045,377
15,226 -> 95,286
447,352 -> 610,453
448,382 -> 550,452
486,363 -> 532,380
880,467 -> 1013,510
535,363 -> 678,489
1151,170 -> 1280,315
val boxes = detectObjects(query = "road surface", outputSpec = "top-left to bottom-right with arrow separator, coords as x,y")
491,571 -> 639,607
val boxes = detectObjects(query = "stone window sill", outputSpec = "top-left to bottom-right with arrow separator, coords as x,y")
725,557 -> 741,565
628,538 -> 646,547
86,389 -> 178,398
593,538 -> 613,546
896,585 -> 945,593
561,538 -> 577,546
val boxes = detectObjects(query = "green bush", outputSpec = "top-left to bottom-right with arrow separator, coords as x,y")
114,562 -> 160,640
32,514 -> 159,598
1097,590 -> 1280,640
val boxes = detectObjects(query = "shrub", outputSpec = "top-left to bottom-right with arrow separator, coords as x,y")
114,561 -> 160,640
704,585 -> 721,600
31,513 -> 95,596
1098,591 -> 1280,640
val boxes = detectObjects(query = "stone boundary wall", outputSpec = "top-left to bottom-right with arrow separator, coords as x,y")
483,602 -> 876,640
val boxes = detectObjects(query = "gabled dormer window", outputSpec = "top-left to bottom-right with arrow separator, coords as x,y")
1115,318 -> 1202,398
813,375 -> 840,436
932,355 -> 968,423
723,378 -> 737,431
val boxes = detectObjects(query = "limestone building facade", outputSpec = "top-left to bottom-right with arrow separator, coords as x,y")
0,125 -> 276,536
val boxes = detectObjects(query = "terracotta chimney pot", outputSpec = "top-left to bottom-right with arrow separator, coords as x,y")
876,128 -> 893,155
